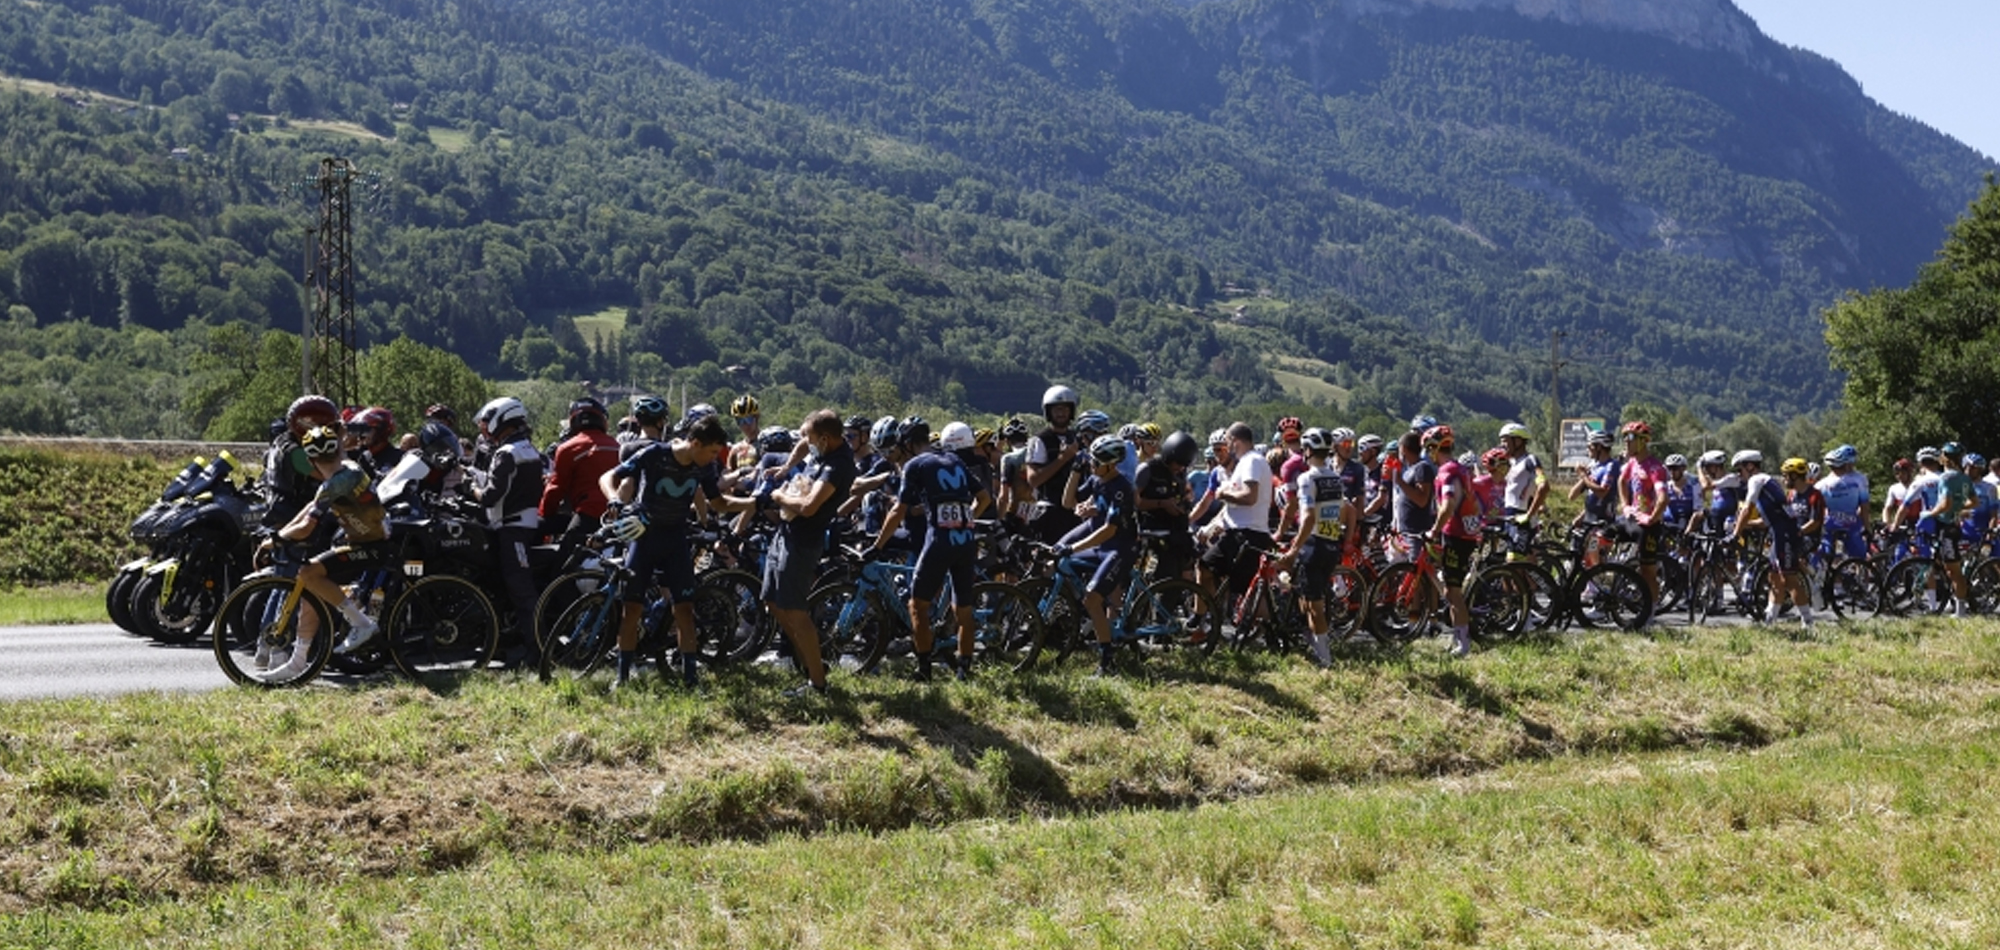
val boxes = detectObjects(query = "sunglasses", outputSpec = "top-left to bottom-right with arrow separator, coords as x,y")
735,415 -> 759,425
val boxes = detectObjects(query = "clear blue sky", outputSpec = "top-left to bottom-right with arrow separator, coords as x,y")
1730,0 -> 1999,160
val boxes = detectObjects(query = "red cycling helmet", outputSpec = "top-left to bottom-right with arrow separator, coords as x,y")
351,407 -> 395,446
1480,447 -> 1510,469
1620,420 -> 1653,440
1421,425 -> 1455,450
286,395 -> 340,436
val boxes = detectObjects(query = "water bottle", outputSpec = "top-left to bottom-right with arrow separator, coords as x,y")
160,456 -> 208,501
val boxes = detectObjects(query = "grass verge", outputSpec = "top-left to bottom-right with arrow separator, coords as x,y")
0,584 -> 108,625
1,616 -> 1997,945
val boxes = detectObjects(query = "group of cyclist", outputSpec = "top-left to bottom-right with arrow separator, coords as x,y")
245,381 -> 2000,691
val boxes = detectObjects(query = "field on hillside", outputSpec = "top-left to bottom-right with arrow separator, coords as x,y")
2,616 -> 1997,946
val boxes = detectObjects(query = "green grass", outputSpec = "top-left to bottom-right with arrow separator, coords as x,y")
2,617 -> 1999,946
426,126 -> 471,153
0,583 -> 108,625
569,307 -> 629,352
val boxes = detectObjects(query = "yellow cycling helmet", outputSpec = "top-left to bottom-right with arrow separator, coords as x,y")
729,395 -> 760,418
1138,422 -> 1163,442
973,427 -> 997,448
1780,457 -> 1809,477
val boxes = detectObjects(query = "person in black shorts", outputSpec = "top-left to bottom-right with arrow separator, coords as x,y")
1134,431 -> 1200,581
874,421 -> 993,680
599,414 -> 730,688
1054,435 -> 1139,676
766,410 -> 858,696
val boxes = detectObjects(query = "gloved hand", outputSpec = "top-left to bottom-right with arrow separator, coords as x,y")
1051,543 -> 1072,559
609,511 -> 648,542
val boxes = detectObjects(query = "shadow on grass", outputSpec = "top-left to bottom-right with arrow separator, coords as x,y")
1416,668 -> 1557,744
875,688 -> 1075,808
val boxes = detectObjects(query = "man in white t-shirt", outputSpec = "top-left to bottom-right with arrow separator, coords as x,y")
1196,422 -> 1274,603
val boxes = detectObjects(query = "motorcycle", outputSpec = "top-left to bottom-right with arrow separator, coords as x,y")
109,452 -> 268,644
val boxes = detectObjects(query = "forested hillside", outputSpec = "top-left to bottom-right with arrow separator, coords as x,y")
0,0 -> 1989,440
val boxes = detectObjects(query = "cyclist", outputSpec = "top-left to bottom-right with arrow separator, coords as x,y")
1570,429 -> 1617,531
873,421 -> 993,681
1134,423 -> 1163,465
1274,416 -> 1310,515
1731,450 -> 1815,630
766,410 -> 858,696
1475,447 -> 1509,522
1196,423 -> 1274,611
1135,430 -> 1200,581
1025,385 -> 1083,543
1392,431 -> 1436,565
263,395 -> 342,533
539,398 -> 621,558
347,407 -> 402,479
1662,454 -> 1699,535
1357,434 -> 1390,540
1053,435 -> 1139,676
1882,457 -> 1916,534
727,395 -> 763,471
1615,421 -> 1669,607
1497,423 -> 1547,554
275,426 -> 393,676
996,417 -> 1035,530
599,414 -> 732,688
1426,426 -> 1479,657
1280,428 -> 1359,667
1816,445 -> 1870,560
1697,449 -> 1742,536
1964,453 -> 1996,556
1780,458 -> 1826,557
1930,444 -> 1975,617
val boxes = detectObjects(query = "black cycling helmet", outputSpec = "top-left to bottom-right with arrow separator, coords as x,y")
844,414 -> 872,433
568,397 -> 609,431
630,394 -> 668,425
899,415 -> 930,448
1160,431 -> 1198,468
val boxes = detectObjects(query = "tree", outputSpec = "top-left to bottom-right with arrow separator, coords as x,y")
201,332 -> 305,441
358,336 -> 492,437
1713,412 -> 1782,463
1828,179 -> 2000,468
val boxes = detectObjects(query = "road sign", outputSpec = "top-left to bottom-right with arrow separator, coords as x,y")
1559,418 -> 1606,468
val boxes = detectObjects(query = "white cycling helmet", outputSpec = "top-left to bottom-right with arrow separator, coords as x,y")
475,396 -> 526,431
938,421 -> 976,452
1698,449 -> 1728,467
1498,422 -> 1531,440
1730,449 -> 1763,469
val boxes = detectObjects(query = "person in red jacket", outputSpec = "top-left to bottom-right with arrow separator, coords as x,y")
540,397 -> 621,556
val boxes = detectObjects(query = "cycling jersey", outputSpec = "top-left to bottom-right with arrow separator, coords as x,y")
1620,456 -> 1668,521
1785,485 -> 1825,537
615,441 -> 719,525
1471,472 -> 1503,524
899,449 -> 982,548
1334,456 -> 1367,504
1705,473 -> 1744,532
1294,461 -> 1349,548
1435,459 -> 1482,542
1582,457 -> 1618,522
1747,473 -> 1797,536
1076,472 -> 1137,553
785,443 -> 858,541
1665,473 -> 1699,528
1503,452 -> 1542,512
1939,470 -> 1973,524
311,461 -> 389,543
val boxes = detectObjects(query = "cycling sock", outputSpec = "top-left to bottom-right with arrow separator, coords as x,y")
1098,642 -> 1115,668
336,599 -> 369,627
678,650 -> 699,685
616,650 -> 635,681
1308,633 -> 1332,667
1799,605 -> 1815,625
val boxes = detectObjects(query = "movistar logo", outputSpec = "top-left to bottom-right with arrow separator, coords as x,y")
937,465 -> 967,492
655,477 -> 699,498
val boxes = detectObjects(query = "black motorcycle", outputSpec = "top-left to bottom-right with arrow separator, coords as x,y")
108,453 -> 268,645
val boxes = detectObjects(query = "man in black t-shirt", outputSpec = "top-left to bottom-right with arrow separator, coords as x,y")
600,414 -> 730,688
767,409 -> 857,697
1134,431 -> 1200,581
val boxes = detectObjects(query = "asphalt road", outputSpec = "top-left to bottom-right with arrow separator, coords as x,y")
0,623 -> 230,700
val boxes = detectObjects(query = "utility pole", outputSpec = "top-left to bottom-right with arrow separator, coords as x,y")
1548,329 -> 1567,451
301,157 -> 361,406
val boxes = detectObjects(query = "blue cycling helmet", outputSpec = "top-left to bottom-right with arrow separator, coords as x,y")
870,415 -> 900,449
1940,441 -> 1963,459
1966,453 -> 1988,469
1409,414 -> 1439,433
1074,409 -> 1112,436
1823,444 -> 1858,468
630,395 -> 668,424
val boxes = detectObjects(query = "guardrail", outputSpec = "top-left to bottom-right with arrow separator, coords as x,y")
0,436 -> 268,460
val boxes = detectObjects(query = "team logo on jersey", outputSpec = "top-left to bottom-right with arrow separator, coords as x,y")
655,477 -> 699,499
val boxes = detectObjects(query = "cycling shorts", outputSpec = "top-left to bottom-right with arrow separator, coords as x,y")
1438,536 -> 1477,589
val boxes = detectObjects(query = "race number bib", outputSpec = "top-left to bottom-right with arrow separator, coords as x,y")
934,502 -> 973,530
1313,503 -> 1345,540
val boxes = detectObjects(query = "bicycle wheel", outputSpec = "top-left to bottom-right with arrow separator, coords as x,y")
691,569 -> 767,664
1320,566 -> 1368,641
1822,557 -> 1881,620
1368,562 -> 1436,644
385,575 -> 500,681
967,581 -> 1046,673
1467,565 -> 1532,643
1571,562 -> 1654,630
1966,558 -> 2000,615
1122,577 -> 1221,656
534,568 -> 607,655
1016,578 -> 1089,664
107,564 -> 146,635
1881,557 -> 1942,617
1227,583 -> 1269,653
806,582 -> 893,674
539,590 -> 621,683
1513,561 -> 1567,632
211,576 -> 334,688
